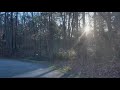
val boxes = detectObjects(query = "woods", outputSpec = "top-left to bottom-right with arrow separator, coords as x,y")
0,12 -> 120,59
0,12 -> 84,59
1,12 -> 120,77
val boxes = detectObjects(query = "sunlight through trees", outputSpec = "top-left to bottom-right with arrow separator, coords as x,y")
0,12 -> 120,77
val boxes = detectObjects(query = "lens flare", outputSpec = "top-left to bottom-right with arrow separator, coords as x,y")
84,24 -> 91,35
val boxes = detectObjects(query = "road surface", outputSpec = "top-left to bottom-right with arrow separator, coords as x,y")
0,58 -> 64,78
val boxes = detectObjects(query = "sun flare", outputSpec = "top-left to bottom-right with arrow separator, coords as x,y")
84,24 -> 91,35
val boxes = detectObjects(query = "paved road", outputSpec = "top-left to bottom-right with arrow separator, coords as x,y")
0,58 -> 50,77
0,58 -> 64,78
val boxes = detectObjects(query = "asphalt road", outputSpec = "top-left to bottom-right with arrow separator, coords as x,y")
0,58 -> 51,78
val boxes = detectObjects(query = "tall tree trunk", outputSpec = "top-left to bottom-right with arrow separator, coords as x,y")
82,12 -> 85,28
106,12 -> 114,57
63,12 -> 66,49
82,12 -> 87,71
31,12 -> 36,56
10,12 -> 14,56
75,12 -> 78,32
4,12 -> 7,55
68,12 -> 71,39
71,13 -> 74,38
15,12 -> 18,50
68,12 -> 71,48
48,12 -> 54,60
94,12 -> 97,53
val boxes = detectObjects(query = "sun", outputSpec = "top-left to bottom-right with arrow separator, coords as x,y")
84,24 -> 91,35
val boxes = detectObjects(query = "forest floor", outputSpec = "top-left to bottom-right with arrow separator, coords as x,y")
52,45 -> 120,78
53,58 -> 120,78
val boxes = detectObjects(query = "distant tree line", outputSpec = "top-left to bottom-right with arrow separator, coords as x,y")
0,12 -> 120,61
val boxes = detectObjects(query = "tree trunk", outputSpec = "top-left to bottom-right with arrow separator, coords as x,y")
63,12 -> 66,49
10,12 -> 14,56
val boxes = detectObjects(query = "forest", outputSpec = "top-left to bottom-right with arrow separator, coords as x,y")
1,12 -> 120,77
